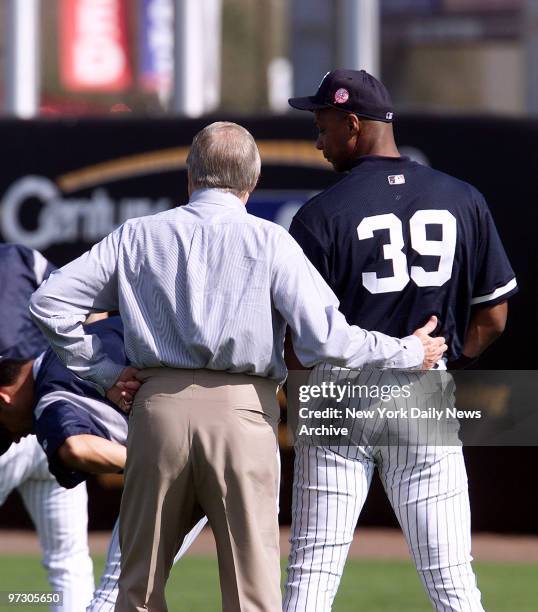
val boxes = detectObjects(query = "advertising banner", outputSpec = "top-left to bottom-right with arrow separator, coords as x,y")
60,0 -> 132,92
0,118 -> 334,265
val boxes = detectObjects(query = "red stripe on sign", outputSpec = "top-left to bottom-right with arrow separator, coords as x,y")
60,0 -> 132,92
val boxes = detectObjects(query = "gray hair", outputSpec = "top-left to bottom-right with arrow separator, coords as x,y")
186,122 -> 261,197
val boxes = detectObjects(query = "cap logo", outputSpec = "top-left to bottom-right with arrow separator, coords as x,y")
334,88 -> 349,104
386,112 -> 394,120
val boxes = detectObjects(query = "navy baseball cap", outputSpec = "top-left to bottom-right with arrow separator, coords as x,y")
288,69 -> 394,122
0,336 -> 44,364
0,425 -> 13,456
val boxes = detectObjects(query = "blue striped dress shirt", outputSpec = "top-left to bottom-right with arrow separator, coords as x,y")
29,189 -> 423,393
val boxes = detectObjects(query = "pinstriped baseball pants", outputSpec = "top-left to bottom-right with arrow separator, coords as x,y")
284,444 -> 484,612
0,436 -> 94,612
283,366 -> 484,612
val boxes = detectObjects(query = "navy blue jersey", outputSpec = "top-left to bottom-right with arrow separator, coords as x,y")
290,156 -> 517,359
0,244 -> 56,360
33,316 -> 128,488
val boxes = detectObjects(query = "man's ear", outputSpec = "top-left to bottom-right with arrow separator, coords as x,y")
347,113 -> 361,135
0,389 -> 12,405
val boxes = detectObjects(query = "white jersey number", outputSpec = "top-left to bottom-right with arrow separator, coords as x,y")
357,210 -> 457,294
357,213 -> 410,293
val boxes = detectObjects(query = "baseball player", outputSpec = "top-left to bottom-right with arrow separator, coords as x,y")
283,70 -> 517,611
0,315 -> 207,611
0,243 -> 94,611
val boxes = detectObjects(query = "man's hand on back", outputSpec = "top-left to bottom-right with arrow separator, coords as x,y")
106,366 -> 141,413
413,316 -> 448,369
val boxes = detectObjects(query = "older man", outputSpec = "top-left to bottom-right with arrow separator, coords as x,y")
30,122 -> 445,612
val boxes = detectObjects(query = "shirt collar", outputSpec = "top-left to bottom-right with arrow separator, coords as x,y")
188,188 -> 247,212
350,155 -> 410,171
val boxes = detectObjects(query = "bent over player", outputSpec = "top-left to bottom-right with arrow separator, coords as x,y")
0,315 -> 207,611
0,243 -> 94,611
284,70 -> 517,611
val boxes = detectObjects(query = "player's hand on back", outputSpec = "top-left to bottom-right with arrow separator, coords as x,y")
106,366 -> 142,413
413,316 -> 448,369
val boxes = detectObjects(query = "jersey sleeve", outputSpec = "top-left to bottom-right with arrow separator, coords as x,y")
471,199 -> 518,307
289,215 -> 332,283
34,399 -> 110,489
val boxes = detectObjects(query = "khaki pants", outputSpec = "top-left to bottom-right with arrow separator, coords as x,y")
115,368 -> 281,612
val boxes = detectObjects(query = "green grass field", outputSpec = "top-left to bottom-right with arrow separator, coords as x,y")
0,555 -> 536,611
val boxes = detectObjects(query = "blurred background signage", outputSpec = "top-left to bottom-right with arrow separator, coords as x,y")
139,0 -> 174,101
59,0 -> 132,92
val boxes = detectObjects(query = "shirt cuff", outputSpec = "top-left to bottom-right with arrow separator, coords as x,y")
395,335 -> 424,369
87,359 -> 126,395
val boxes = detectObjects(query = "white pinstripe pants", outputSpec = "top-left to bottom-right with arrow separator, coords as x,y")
0,436 -> 94,612
284,365 -> 484,611
283,443 -> 484,612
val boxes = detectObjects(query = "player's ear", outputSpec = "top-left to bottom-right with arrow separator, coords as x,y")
0,389 -> 12,405
347,113 -> 360,135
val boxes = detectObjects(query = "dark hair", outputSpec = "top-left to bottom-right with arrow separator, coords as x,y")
0,359 -> 30,387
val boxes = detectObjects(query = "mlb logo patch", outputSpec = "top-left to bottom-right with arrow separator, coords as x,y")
388,174 -> 405,185
334,88 -> 350,104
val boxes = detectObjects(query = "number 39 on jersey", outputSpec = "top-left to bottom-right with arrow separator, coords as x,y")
357,210 -> 457,294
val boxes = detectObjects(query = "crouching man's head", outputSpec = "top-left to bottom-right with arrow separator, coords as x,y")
0,358 -> 35,453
